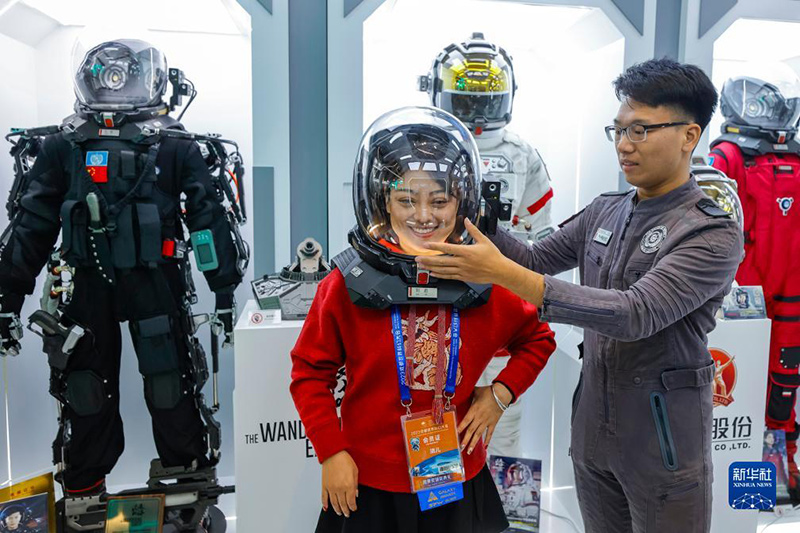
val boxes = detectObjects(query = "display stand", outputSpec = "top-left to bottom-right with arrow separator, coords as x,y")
232,298 -> 579,532
538,318 -> 772,533
707,318 -> 771,532
233,300 -> 316,532
233,298 -> 772,532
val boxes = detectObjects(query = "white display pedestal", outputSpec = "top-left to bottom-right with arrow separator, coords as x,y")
233,300 -> 319,533
708,317 -> 771,533
532,323 -> 586,533
539,318 -> 772,533
233,297 -> 771,533
232,299 -> 583,533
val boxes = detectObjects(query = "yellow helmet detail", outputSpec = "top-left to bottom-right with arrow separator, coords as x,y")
441,59 -> 510,94
419,33 -> 516,133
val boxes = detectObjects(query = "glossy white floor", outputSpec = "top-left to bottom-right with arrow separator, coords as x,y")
535,500 -> 800,533
530,486 -> 800,533
756,505 -> 800,533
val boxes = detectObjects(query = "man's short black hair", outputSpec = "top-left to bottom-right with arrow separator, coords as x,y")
613,58 -> 718,131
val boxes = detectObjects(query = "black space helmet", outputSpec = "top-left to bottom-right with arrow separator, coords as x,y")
720,71 -> 800,143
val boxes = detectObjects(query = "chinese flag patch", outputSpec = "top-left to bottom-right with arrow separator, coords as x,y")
85,151 -> 109,183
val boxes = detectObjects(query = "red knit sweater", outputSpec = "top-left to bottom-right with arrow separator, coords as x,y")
290,269 -> 556,493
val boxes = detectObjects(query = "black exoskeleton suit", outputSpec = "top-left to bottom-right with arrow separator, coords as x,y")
0,113 -> 242,491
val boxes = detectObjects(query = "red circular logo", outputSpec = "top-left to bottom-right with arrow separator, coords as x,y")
711,348 -> 737,408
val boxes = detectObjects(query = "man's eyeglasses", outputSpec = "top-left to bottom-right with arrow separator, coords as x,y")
604,122 -> 690,143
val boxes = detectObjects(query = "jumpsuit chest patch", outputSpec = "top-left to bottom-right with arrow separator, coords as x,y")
481,155 -> 514,174
777,197 -> 794,216
593,228 -> 613,246
640,225 -> 668,254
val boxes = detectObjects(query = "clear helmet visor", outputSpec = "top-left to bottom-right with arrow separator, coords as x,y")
72,38 -> 168,111
353,106 -> 482,257
434,52 -> 513,126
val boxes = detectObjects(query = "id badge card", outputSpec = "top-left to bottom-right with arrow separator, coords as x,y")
402,409 -> 466,511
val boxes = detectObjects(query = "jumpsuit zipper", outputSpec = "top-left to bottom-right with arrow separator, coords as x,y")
542,299 -> 615,316
603,202 -> 637,425
660,481 -> 699,504
602,349 -> 610,422
651,392 -> 679,471
619,205 -> 636,242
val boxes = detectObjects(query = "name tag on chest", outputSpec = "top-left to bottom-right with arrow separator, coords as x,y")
593,228 -> 613,246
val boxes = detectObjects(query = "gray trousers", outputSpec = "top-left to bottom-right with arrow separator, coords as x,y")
571,364 -> 715,533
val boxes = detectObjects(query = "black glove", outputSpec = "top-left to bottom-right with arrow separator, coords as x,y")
0,292 -> 25,357
215,290 -> 236,348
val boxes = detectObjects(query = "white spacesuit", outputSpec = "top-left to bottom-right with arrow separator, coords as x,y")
419,32 -> 554,246
499,462 -> 540,522
419,32 -> 555,457
475,128 -> 554,243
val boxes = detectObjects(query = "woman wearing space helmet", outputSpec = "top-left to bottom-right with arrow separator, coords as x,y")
290,107 -> 555,532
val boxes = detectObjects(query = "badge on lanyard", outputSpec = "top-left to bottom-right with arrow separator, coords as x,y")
391,305 -> 465,511
85,151 -> 109,183
402,410 -> 466,510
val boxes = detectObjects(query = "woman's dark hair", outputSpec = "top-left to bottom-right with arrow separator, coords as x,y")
613,58 -> 718,131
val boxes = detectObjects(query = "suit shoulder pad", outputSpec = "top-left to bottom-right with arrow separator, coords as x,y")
331,247 -> 361,273
696,197 -> 731,218
503,130 -> 529,149
558,208 -> 586,229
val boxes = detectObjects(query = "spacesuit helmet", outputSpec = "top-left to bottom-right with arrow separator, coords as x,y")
72,39 -> 168,113
419,33 -> 516,135
720,64 -> 800,141
506,462 -> 533,487
351,106 -> 481,271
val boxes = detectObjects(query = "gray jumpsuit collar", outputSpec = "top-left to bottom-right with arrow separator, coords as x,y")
630,177 -> 702,214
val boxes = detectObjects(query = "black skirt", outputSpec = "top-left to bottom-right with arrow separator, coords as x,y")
315,466 -> 509,533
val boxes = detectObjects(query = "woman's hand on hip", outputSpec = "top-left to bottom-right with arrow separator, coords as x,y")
458,383 -> 513,455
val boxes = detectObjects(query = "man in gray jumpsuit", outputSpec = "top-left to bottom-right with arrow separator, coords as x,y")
417,58 -> 744,532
